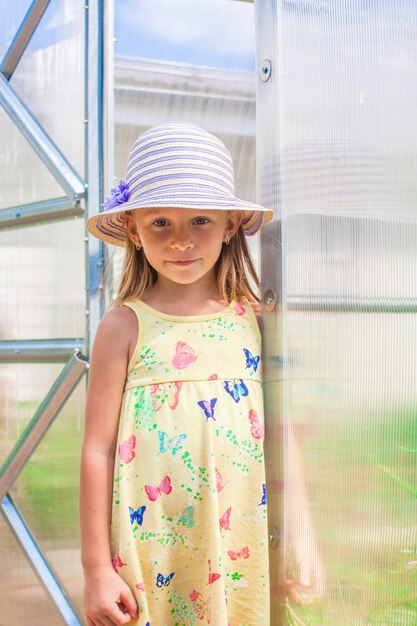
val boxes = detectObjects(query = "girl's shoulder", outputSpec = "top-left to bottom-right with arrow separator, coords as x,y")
93,305 -> 138,363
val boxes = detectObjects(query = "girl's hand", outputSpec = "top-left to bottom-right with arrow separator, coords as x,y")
83,565 -> 138,625
285,537 -> 326,604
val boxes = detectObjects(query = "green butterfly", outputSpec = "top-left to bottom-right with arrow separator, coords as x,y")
178,505 -> 194,528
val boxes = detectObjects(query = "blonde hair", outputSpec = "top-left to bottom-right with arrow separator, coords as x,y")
111,225 -> 259,308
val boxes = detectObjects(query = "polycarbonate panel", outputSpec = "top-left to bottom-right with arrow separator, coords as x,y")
0,0 -> 32,60
0,105 -> 65,209
0,219 -> 85,340
115,0 -> 256,71
0,515 -> 63,626
9,0 -> 85,178
256,1 -> 417,624
111,0 -> 260,290
8,377 -> 85,621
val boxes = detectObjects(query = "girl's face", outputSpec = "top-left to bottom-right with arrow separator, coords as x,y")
125,207 -> 241,288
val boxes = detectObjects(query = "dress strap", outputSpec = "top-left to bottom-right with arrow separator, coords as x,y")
240,297 -> 262,343
120,300 -> 145,375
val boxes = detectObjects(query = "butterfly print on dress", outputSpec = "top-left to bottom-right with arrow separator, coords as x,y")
248,409 -> 264,439
228,546 -> 250,561
222,379 -> 249,403
145,475 -> 172,501
129,505 -> 146,525
243,348 -> 260,372
156,572 -> 175,587
197,398 -> 217,420
158,430 -> 187,455
219,507 -> 232,531
172,341 -> 197,369
118,435 -> 136,463
258,483 -> 267,506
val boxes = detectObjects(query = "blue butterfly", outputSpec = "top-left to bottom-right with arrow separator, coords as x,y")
129,505 -> 146,525
158,430 -> 187,455
156,572 -> 175,587
258,483 -> 267,506
197,398 -> 217,420
243,348 -> 260,372
222,379 -> 249,403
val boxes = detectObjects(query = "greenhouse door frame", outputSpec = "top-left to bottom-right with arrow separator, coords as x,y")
0,1 -> 107,623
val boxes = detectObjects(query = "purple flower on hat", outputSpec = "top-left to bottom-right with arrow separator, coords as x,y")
102,180 -> 130,211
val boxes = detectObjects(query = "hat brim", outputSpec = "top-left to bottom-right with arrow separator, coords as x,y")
86,188 -> 273,246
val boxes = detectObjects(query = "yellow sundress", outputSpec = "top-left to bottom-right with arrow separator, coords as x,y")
110,298 -> 270,626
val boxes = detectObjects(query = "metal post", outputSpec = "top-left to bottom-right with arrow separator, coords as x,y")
254,1 -> 286,624
85,0 -> 106,355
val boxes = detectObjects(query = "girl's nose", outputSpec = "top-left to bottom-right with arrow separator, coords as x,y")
171,229 -> 193,251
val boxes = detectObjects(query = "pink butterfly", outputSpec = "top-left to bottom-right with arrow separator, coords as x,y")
234,301 -> 246,316
135,582 -> 145,591
150,381 -> 182,411
215,467 -> 224,492
248,409 -> 264,439
207,558 -> 221,585
145,475 -> 172,501
172,341 -> 197,369
219,507 -> 232,531
189,589 -> 211,623
118,435 -> 136,463
112,553 -> 127,573
228,546 -> 250,561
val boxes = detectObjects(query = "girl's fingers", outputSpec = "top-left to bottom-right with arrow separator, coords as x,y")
105,604 -> 134,626
99,616 -> 119,626
119,588 -> 139,621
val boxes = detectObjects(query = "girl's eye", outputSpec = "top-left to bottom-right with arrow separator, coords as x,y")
193,217 -> 210,225
152,219 -> 170,227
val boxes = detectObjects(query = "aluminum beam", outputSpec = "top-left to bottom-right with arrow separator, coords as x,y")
0,339 -> 85,362
0,74 -> 85,201
0,197 -> 84,229
1,494 -> 82,626
0,0 -> 51,80
85,0 -> 106,354
0,352 -> 88,500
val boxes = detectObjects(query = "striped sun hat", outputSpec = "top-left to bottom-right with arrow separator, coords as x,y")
86,122 -> 273,246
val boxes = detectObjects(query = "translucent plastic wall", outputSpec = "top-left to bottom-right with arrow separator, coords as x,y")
255,1 -> 417,624
0,1 -> 86,623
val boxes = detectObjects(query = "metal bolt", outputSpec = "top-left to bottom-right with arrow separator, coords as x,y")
268,526 -> 279,549
260,59 -> 272,82
264,289 -> 276,313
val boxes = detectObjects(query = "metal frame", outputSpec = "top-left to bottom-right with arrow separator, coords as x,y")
255,2 -> 285,624
0,1 -> 106,623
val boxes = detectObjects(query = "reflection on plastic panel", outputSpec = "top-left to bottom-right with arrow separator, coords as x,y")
256,1 -> 417,624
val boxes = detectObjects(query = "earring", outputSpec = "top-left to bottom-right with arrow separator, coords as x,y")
223,235 -> 230,246
135,243 -> 142,251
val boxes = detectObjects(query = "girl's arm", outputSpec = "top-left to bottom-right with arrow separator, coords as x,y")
80,306 -> 138,626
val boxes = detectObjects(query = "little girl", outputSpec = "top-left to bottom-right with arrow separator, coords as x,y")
80,122 -> 273,626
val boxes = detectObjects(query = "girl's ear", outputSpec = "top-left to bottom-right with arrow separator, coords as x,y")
124,211 -> 141,247
225,210 -> 243,239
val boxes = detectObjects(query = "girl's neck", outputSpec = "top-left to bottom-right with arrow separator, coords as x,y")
141,277 -> 228,316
